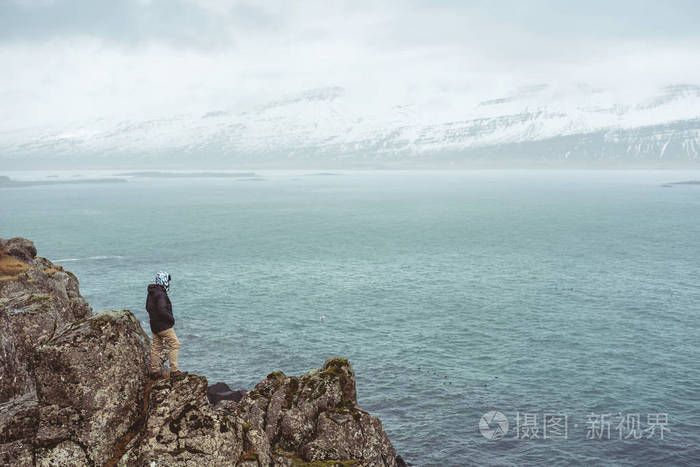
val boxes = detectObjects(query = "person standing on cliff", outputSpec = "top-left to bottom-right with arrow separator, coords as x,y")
146,271 -> 187,379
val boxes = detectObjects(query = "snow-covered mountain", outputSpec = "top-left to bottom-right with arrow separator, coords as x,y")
2,83 -> 700,168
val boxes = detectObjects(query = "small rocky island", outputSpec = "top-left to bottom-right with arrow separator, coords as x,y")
0,238 -> 405,466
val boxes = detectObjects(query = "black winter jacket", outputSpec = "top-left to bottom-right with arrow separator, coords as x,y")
146,284 -> 174,334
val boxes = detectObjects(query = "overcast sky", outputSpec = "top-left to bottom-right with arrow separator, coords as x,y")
2,0 -> 700,130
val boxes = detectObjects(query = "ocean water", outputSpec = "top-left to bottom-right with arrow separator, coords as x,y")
1,170 -> 700,466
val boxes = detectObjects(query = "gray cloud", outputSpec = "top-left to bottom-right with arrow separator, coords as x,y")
3,0 -> 699,47
459,0 -> 700,39
1,0 -> 700,132
0,0 -> 286,48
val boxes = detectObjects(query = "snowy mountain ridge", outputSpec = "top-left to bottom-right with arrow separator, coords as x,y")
2,83 -> 700,168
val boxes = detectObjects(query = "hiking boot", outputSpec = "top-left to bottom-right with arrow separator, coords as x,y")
170,370 -> 188,379
149,371 -> 164,380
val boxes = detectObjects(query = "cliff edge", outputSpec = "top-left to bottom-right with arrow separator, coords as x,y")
0,238 -> 405,466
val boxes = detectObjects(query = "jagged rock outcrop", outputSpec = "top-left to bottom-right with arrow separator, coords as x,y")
0,237 -> 91,403
0,238 -> 402,466
117,374 -> 244,466
1,309 -> 150,465
33,310 -> 151,463
115,356 -> 399,466
229,359 -> 398,466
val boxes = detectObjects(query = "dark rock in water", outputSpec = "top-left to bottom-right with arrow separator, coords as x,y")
207,382 -> 246,405
0,237 -> 404,466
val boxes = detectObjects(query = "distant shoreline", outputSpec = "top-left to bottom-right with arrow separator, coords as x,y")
115,171 -> 257,178
661,180 -> 700,187
0,175 -> 126,188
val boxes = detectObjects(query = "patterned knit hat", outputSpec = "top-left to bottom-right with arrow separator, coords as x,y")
155,271 -> 171,291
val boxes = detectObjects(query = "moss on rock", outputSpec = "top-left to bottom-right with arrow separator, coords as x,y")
0,255 -> 31,278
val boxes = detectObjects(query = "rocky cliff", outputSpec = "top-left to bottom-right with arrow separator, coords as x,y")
0,238 -> 405,466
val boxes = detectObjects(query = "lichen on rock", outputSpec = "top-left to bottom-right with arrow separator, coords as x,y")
32,309 -> 151,463
116,374 -> 244,466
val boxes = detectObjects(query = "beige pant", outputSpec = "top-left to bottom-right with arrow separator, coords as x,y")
150,327 -> 180,372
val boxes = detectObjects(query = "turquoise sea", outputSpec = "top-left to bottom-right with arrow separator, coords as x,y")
1,170 -> 699,466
